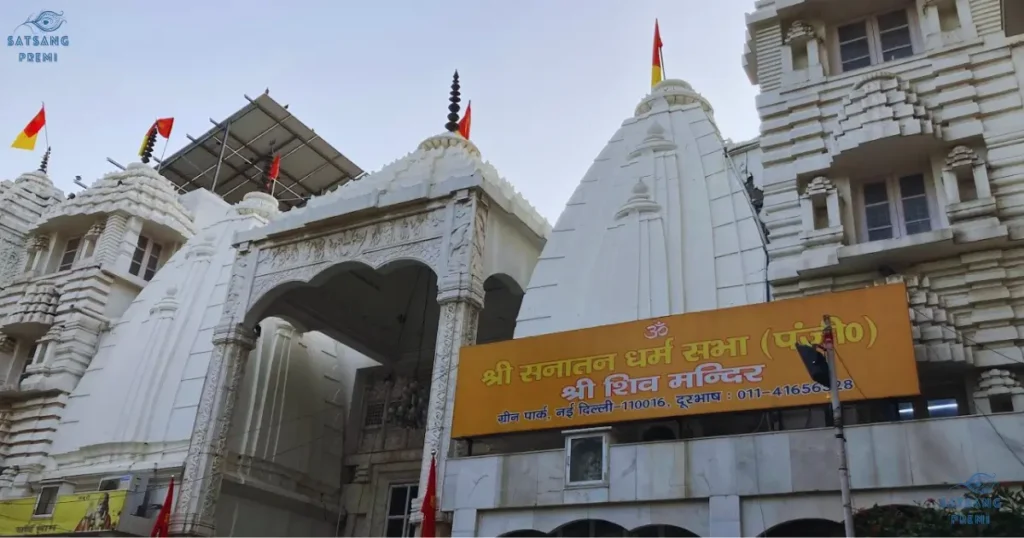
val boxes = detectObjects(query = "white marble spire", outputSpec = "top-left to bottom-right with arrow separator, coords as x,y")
514,79 -> 768,338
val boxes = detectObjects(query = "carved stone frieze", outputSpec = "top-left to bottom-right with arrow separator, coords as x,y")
219,244 -> 255,328
437,194 -> 487,306
254,210 -> 446,276
247,210 -> 448,312
785,20 -> 817,45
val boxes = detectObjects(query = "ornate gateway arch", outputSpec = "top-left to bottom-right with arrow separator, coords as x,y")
169,129 -> 548,535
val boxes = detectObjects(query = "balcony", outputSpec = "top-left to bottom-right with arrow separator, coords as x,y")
442,412 -> 1024,512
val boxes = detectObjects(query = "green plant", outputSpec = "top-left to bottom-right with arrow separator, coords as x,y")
853,485 -> 1024,537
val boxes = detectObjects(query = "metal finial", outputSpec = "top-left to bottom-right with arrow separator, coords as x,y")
38,147 -> 51,174
445,70 -> 461,133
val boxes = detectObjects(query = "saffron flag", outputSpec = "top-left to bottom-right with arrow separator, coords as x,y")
420,455 -> 437,538
652,20 -> 664,88
265,153 -> 281,191
11,106 -> 46,151
150,477 -> 175,537
154,117 -> 174,139
458,101 -> 472,140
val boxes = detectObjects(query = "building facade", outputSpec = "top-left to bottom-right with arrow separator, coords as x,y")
439,0 -> 1024,536
2,1 -> 1024,537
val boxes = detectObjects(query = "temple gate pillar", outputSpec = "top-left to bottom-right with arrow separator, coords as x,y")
171,323 -> 254,535
172,242 -> 258,536
413,191 -> 487,536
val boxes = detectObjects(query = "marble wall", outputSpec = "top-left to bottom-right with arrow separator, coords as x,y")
443,412 -> 1024,535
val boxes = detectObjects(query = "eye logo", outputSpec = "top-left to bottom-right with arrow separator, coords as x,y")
15,10 -> 66,34
958,472 -> 997,495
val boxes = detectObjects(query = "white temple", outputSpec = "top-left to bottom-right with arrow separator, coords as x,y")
1,1 -> 1024,536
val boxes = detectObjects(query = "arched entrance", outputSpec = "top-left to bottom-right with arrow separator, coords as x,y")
629,524 -> 699,537
172,186 -> 537,536
552,519 -> 629,537
759,518 -> 844,537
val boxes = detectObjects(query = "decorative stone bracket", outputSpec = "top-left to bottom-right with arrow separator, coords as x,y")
941,145 -> 998,226
902,274 -> 969,364
973,369 -> 1024,414
798,176 -> 844,248
832,73 -> 941,159
782,20 -> 826,84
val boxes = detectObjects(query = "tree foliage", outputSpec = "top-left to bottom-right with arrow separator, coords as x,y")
854,486 -> 1024,537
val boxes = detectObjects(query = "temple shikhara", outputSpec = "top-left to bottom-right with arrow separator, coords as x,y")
1,1 -> 1024,536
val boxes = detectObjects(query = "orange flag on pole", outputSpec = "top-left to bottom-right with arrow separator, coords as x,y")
154,117 -> 174,139
11,106 -> 46,151
652,20 -> 664,88
420,454 -> 437,537
265,152 -> 281,193
150,477 -> 174,537
458,101 -> 472,140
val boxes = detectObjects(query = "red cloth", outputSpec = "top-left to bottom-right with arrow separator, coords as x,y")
154,118 -> 174,139
150,477 -> 174,537
420,456 -> 437,537
458,102 -> 472,140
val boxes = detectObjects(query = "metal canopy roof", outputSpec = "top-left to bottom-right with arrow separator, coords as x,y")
154,92 -> 364,210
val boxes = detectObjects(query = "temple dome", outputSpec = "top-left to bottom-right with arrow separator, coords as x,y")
31,163 -> 196,240
635,78 -> 715,117
514,80 -> 767,339
0,170 -> 64,231
303,131 -> 550,236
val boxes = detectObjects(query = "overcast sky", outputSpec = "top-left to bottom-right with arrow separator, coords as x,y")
0,1 -> 760,223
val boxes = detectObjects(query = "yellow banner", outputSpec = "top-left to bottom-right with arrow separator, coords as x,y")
452,283 -> 920,438
0,490 -> 126,536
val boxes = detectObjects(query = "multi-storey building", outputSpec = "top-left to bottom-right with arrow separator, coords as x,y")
4,2 -> 1024,537
0,94 -> 376,536
435,1 -> 1024,536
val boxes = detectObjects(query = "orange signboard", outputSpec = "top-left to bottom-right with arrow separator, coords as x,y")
451,283 -> 920,438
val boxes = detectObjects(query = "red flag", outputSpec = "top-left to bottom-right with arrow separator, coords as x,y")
265,153 -> 281,192
420,455 -> 437,538
154,118 -> 174,139
652,20 -> 664,88
458,101 -> 472,140
150,477 -> 174,537
11,106 -> 46,151
268,153 -> 281,181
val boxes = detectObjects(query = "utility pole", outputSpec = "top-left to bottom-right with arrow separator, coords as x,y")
822,314 -> 856,537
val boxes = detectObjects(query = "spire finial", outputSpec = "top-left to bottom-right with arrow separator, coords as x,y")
38,147 -> 51,174
445,70 -> 461,133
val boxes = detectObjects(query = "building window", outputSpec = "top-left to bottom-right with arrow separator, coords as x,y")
990,394 -> 1014,413
836,8 -> 915,73
26,342 -> 39,365
129,235 -> 163,282
860,173 -> 934,242
58,237 -> 82,271
927,398 -> 959,418
896,401 -> 915,420
363,401 -> 385,427
33,486 -> 59,516
384,484 -> 418,538
1006,0 -> 1024,37
565,434 -> 607,486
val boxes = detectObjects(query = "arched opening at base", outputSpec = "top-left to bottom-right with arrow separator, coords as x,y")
227,259 -> 443,536
629,524 -> 700,537
477,273 -> 525,345
553,519 -> 628,538
759,518 -> 844,537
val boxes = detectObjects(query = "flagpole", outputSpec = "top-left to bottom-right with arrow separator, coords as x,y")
160,137 -> 170,162
41,101 -> 50,149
